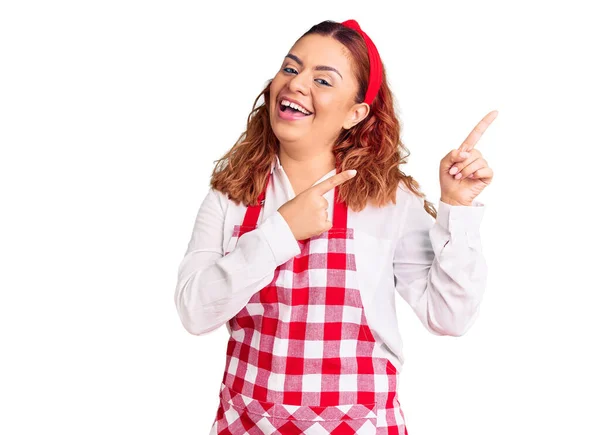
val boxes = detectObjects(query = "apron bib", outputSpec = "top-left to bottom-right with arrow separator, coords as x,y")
210,173 -> 408,434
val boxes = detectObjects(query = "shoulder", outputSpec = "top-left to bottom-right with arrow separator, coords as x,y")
395,182 -> 417,202
393,182 -> 428,215
389,183 -> 436,236
347,183 -> 418,240
209,187 -> 227,208
356,182 -> 424,218
196,187 -> 231,218
207,187 -> 251,218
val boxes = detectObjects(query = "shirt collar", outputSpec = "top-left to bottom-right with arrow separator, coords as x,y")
270,153 -> 283,174
271,152 -> 338,179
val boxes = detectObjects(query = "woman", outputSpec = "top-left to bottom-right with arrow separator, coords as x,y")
175,19 -> 496,434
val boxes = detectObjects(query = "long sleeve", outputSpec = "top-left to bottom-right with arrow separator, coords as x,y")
174,189 -> 300,336
393,194 -> 487,337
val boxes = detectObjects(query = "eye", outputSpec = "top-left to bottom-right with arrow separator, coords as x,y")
282,67 -> 332,87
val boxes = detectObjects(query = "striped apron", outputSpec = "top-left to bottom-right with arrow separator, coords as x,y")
210,173 -> 408,434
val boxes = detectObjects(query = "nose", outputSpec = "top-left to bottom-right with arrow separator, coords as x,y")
287,70 -> 310,95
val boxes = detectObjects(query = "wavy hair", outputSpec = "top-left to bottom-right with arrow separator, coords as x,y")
210,20 -> 437,219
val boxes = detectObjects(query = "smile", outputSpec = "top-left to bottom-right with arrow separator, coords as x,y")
277,98 -> 313,121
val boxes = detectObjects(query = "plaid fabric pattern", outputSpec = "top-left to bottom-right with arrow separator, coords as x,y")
212,176 -> 408,434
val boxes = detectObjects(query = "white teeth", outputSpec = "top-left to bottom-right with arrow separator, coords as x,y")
281,99 -> 311,115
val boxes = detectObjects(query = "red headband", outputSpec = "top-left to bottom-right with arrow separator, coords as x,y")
341,19 -> 383,105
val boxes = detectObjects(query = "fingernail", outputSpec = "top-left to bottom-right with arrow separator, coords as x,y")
455,173 -> 462,179
449,166 -> 458,175
348,169 -> 357,176
460,151 -> 470,158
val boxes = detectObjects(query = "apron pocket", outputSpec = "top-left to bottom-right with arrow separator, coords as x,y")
220,383 -> 378,434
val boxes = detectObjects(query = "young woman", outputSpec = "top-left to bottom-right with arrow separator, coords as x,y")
175,19 -> 496,435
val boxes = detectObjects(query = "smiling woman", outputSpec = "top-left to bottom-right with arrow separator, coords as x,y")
210,20 -> 437,215
175,18 -> 490,435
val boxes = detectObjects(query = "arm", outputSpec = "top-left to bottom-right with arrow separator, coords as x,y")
393,193 -> 487,336
174,189 -> 300,335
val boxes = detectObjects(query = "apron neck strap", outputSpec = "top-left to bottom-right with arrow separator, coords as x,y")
332,184 -> 348,229
241,174 -> 270,228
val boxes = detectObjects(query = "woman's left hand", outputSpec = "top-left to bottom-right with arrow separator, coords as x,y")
439,110 -> 498,206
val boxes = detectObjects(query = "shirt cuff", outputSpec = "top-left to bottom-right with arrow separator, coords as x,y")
258,211 -> 301,265
436,199 -> 486,233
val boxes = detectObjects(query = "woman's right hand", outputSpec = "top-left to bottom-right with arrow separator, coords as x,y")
277,169 -> 357,240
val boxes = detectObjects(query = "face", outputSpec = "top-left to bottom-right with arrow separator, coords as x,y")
269,34 -> 369,150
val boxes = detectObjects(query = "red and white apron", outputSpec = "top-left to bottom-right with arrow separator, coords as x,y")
210,173 -> 408,434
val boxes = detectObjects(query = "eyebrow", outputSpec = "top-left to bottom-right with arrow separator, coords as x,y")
285,53 -> 343,80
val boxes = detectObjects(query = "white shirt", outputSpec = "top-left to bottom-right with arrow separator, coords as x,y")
174,154 -> 487,372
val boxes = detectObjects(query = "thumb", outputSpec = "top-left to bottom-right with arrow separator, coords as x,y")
445,149 -> 470,167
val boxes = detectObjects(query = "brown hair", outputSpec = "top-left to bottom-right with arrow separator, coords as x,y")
210,20 -> 437,219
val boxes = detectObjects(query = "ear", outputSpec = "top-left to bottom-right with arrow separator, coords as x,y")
343,102 -> 370,129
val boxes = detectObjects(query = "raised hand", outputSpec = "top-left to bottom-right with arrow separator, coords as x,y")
439,110 -> 498,206
278,169 -> 357,240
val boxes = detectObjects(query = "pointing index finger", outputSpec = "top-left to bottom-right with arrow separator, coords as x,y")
459,110 -> 498,152
312,169 -> 357,196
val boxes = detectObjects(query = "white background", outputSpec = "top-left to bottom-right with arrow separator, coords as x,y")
1,1 -> 598,434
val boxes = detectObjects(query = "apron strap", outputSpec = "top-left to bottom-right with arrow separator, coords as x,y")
241,174 -> 270,228
332,184 -> 348,229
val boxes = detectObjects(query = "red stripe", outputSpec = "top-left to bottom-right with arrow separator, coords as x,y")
241,174 -> 270,227
332,182 -> 348,229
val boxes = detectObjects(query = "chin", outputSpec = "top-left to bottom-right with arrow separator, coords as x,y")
272,125 -> 304,144
270,115 -> 301,143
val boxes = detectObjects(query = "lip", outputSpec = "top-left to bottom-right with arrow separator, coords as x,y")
278,95 -> 313,115
277,103 -> 312,121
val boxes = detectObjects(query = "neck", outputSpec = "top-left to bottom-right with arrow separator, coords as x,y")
277,145 -> 336,195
